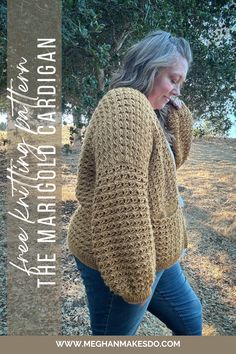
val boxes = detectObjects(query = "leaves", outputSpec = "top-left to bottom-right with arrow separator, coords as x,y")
0,0 -> 7,98
0,0 -> 234,134
61,0 -> 235,134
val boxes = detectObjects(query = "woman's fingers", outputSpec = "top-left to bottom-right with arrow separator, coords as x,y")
169,97 -> 182,109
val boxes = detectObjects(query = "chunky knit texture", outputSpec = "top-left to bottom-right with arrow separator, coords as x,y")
67,87 -> 193,304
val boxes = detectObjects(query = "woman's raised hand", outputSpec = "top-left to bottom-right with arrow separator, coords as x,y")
169,96 -> 183,109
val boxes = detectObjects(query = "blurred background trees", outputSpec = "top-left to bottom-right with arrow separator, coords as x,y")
0,0 -> 235,136
62,0 -> 235,137
0,0 -> 7,114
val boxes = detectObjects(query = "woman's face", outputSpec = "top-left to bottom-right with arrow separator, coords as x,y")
147,55 -> 189,110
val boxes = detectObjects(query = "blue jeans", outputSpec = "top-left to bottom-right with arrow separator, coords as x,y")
74,256 -> 202,336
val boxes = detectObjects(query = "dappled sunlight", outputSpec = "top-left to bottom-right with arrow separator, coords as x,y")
0,131 -> 7,143
211,210 -> 236,239
203,324 -> 218,336
190,254 -> 225,282
177,138 -> 235,335
178,139 -> 235,243
61,131 -> 79,202
62,185 -> 76,202
62,125 -> 72,145
59,128 -> 236,335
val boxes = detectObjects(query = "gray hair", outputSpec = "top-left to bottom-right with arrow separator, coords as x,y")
109,30 -> 192,95
109,30 -> 193,143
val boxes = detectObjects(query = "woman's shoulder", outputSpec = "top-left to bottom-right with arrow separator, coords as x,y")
93,87 -> 156,130
105,86 -> 145,98
99,87 -> 153,113
92,87 -> 155,136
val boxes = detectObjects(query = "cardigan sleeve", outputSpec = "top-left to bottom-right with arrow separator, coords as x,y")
90,88 -> 156,304
166,102 -> 193,169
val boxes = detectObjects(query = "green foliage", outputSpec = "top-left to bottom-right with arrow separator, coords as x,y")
193,126 -> 206,138
0,0 -> 234,137
0,121 -> 6,130
0,0 -> 7,109
202,115 -> 233,136
68,125 -> 82,145
62,0 -> 235,135
193,113 -> 233,137
63,143 -> 73,154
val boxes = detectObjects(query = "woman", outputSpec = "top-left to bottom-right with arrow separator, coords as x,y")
67,30 -> 203,336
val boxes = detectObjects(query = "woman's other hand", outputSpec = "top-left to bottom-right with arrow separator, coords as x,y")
169,96 -> 183,109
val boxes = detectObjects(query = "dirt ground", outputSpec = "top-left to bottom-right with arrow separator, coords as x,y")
0,135 -> 235,336
60,135 -> 236,336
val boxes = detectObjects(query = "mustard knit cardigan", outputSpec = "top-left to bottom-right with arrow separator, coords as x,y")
67,87 -> 193,304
